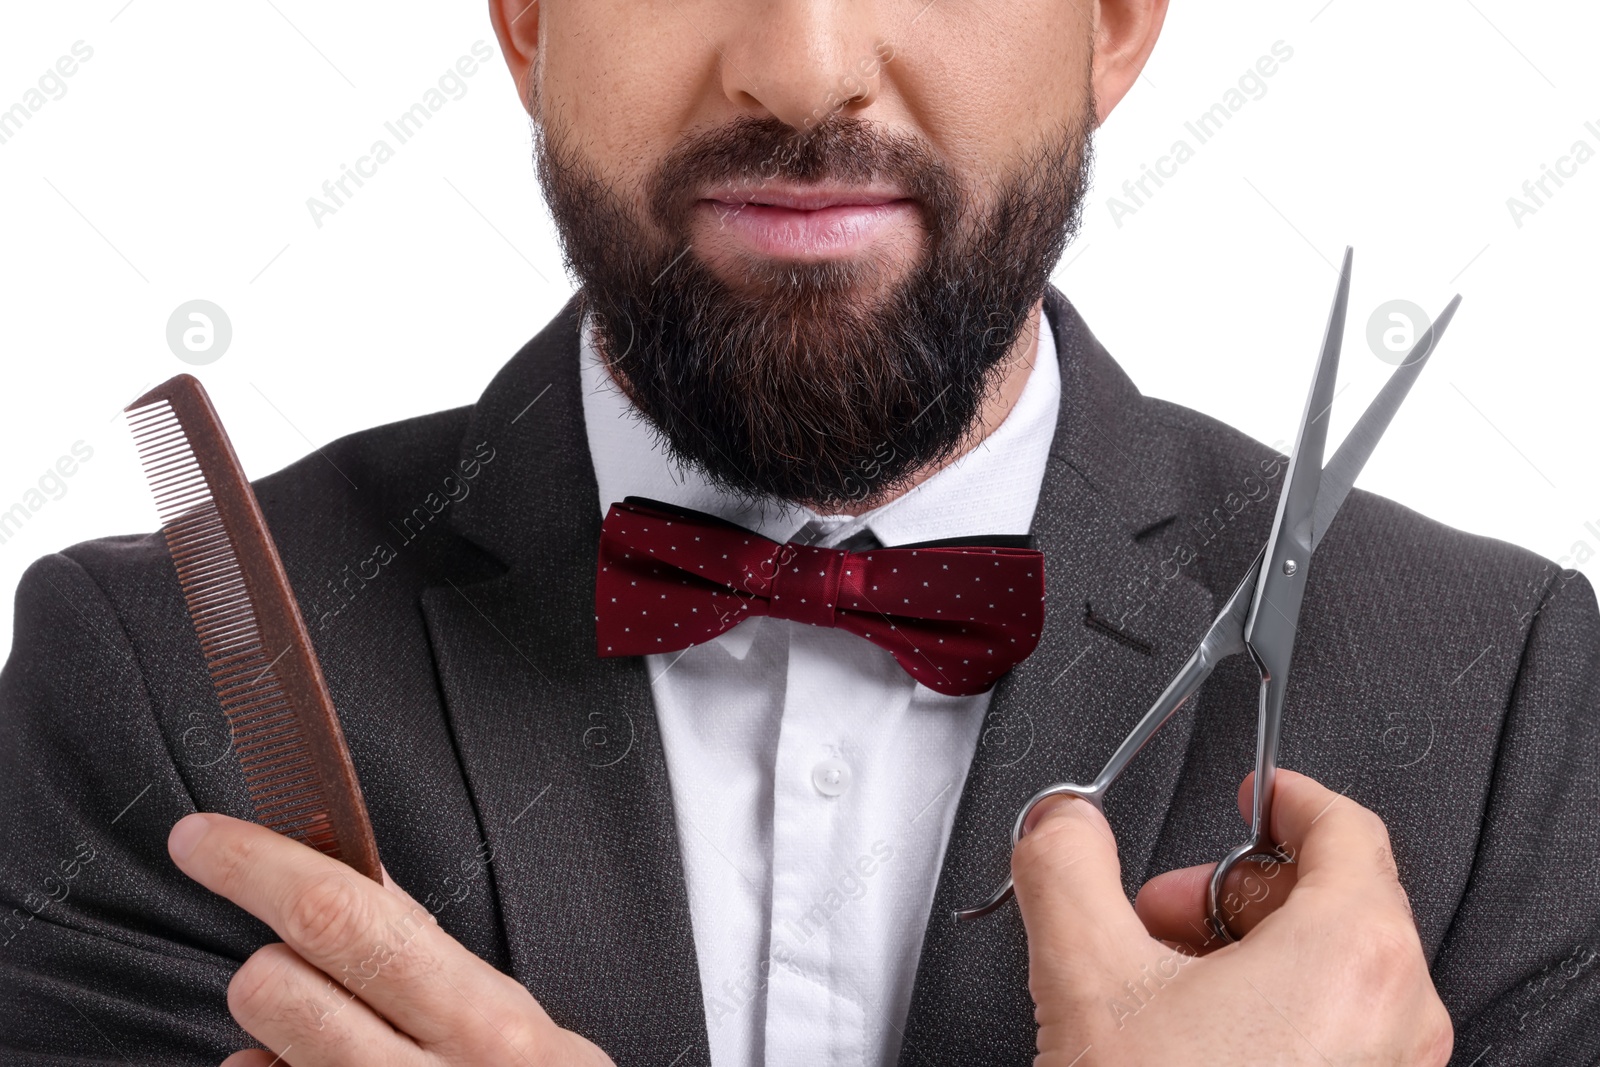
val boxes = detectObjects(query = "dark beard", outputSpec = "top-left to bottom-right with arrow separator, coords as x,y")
533,104 -> 1095,511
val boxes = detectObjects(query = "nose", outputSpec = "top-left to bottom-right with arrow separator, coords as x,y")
718,1 -> 889,131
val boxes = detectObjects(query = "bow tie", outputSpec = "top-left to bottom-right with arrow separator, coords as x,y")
595,497 -> 1046,696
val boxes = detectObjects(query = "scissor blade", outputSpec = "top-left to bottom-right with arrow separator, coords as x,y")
1243,247 -> 1350,651
1271,246 -> 1351,555
1310,294 -> 1461,551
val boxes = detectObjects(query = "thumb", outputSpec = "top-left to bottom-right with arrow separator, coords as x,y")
1011,795 -> 1154,991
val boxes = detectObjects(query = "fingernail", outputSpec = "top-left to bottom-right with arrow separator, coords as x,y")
168,813 -> 213,864
1023,795 -> 1072,835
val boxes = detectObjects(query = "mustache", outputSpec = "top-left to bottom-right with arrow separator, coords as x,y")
645,114 -> 961,234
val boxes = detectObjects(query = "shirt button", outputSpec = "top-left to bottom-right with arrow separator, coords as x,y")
811,758 -> 852,797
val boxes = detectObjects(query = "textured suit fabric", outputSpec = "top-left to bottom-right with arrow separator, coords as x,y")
1,287 -> 1596,1065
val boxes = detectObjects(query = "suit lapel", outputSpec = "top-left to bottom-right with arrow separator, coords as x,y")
419,293 -> 710,1062
898,289 -> 1217,1065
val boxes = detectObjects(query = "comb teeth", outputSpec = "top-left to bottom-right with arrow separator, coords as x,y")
126,398 -> 346,857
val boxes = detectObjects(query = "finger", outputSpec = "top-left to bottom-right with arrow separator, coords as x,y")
1135,856 -> 1300,954
1011,795 -> 1155,984
169,813 -> 528,1048
226,942 -> 423,1067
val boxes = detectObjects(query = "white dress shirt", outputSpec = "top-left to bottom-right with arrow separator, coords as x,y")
578,308 -> 1061,1067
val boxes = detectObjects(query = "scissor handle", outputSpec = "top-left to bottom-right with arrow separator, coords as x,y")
1207,839 -> 1296,943
1207,658 -> 1294,942
953,550 -> 1267,925
953,601 -> 1249,924
951,781 -> 1105,923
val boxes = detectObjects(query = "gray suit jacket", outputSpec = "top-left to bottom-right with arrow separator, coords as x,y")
2,288 -> 1596,1065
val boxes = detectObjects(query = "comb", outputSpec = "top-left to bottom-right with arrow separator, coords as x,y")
125,374 -> 381,881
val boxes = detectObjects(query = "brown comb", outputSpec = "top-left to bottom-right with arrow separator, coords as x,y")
125,373 -> 381,881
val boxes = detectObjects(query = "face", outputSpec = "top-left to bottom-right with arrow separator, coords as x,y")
491,0 -> 1166,510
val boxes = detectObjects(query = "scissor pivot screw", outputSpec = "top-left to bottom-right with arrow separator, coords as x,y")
1282,559 -> 1298,576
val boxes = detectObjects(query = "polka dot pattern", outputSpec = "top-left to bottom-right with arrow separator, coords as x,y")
595,499 -> 1046,696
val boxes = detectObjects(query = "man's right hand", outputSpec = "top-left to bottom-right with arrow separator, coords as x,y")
165,813 -> 614,1067
1011,769 -> 1454,1066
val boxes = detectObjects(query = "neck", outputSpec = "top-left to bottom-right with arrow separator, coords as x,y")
827,297 -> 1045,517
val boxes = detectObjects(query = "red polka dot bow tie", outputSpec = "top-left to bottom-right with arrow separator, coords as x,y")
595,497 -> 1047,697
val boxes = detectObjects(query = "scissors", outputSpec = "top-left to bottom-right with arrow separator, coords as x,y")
954,248 -> 1461,940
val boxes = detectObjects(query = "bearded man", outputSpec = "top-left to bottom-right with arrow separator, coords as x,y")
2,1 -> 1596,1064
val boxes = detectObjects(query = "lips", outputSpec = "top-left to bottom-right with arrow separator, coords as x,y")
694,182 -> 921,260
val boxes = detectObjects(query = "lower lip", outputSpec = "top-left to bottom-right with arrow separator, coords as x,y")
696,198 -> 920,259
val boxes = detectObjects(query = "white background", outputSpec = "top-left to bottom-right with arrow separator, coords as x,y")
0,0 -> 1595,661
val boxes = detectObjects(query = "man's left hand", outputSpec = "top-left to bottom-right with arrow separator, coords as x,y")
168,813 -> 614,1066
1011,770 -> 1453,1065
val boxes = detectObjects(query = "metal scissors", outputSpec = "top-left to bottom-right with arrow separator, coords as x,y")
955,248 -> 1461,939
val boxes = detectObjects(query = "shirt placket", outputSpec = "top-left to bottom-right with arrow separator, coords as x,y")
762,624 -> 864,1066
